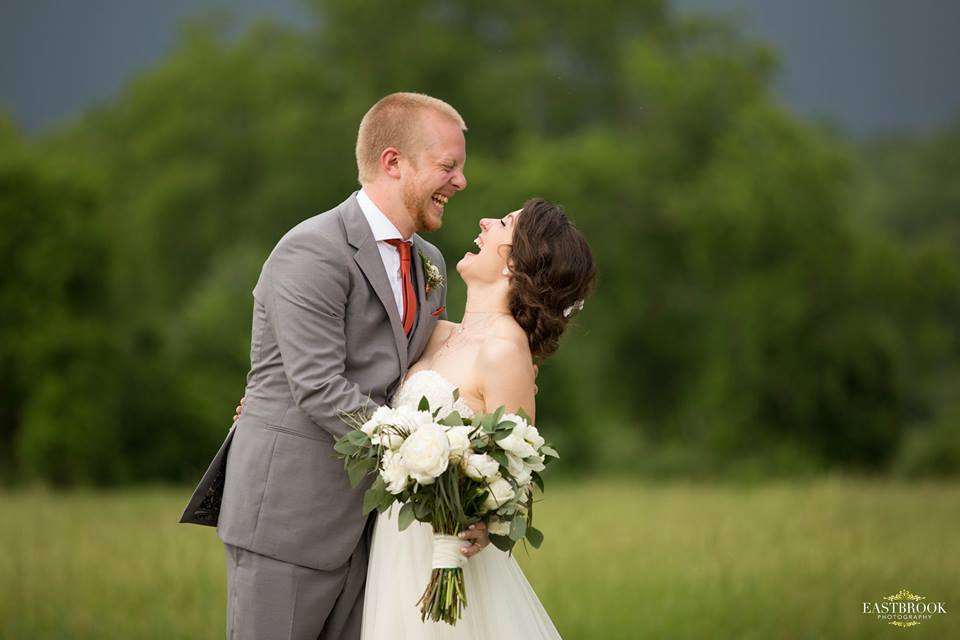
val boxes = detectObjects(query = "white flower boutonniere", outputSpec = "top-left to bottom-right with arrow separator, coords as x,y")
419,250 -> 444,295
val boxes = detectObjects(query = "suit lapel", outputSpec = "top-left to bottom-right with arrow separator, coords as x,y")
342,195 -> 408,372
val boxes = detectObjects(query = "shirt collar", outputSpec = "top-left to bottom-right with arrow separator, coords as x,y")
357,188 -> 410,243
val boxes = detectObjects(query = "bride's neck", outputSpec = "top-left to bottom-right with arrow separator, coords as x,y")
461,280 -> 511,322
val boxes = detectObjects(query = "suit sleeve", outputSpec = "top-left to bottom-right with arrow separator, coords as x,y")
265,234 -> 377,440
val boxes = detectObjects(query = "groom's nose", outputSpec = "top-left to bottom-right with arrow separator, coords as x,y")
450,168 -> 467,191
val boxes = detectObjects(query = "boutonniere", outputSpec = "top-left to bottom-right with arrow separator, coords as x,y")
418,249 -> 444,295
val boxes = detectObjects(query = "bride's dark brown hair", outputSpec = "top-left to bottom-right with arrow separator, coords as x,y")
507,198 -> 596,361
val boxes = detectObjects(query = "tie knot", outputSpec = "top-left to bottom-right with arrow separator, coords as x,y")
385,239 -> 413,261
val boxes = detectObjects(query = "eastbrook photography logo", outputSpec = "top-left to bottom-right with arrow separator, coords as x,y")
863,589 -> 948,628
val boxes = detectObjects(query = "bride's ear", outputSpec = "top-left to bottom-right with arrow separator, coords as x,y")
498,246 -> 514,277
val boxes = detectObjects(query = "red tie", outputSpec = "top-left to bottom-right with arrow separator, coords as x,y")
385,239 -> 417,335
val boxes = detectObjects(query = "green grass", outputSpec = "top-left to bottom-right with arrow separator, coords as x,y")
1,477 -> 957,639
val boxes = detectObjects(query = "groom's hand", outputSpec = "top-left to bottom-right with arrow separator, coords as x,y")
459,521 -> 489,557
233,397 -> 245,422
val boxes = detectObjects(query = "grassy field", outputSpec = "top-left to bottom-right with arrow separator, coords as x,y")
1,477 -> 957,639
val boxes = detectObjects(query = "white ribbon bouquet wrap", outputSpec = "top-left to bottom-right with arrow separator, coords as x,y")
334,390 -> 558,626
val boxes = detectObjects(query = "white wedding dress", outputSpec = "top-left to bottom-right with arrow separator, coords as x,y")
360,370 -> 562,639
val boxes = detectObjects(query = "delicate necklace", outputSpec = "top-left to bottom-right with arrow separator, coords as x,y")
438,311 -> 510,355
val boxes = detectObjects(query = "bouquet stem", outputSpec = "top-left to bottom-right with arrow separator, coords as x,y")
417,533 -> 469,625
417,567 -> 467,625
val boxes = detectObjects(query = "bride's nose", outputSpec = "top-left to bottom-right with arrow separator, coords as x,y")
479,219 -> 491,231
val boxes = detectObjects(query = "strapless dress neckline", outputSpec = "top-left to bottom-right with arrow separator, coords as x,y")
392,369 -> 476,418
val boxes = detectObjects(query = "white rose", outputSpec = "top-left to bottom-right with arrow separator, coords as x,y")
445,426 -> 472,462
487,516 -> 510,536
398,423 -> 450,484
380,449 -> 409,495
482,475 -> 516,512
461,452 -> 500,481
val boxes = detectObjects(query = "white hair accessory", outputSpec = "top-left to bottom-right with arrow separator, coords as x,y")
563,299 -> 585,318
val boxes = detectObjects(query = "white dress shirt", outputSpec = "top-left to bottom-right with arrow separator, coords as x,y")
356,188 -> 412,317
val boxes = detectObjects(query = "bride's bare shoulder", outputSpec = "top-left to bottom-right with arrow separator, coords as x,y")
477,321 -> 533,375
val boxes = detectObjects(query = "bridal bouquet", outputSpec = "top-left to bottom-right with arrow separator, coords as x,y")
334,393 -> 558,626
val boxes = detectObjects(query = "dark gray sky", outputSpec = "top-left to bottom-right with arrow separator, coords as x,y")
2,0 -> 959,135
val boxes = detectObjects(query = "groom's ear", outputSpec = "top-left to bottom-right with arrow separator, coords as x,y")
380,147 -> 403,179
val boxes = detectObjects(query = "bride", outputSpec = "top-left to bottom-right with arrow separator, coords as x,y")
362,197 -> 595,639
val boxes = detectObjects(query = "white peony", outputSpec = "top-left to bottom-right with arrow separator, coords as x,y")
522,423 -> 545,450
461,452 -> 500,481
445,426 -> 473,462
380,449 -> 409,495
505,452 -> 532,486
361,406 -> 412,449
482,475 -> 516,512
525,454 -> 546,473
398,423 -> 450,484
497,421 -> 537,459
487,516 -> 510,536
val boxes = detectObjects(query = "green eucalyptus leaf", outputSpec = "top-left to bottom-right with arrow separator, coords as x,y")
334,440 -> 359,456
398,502 -> 416,530
531,471 -> 544,493
509,515 -> 527,541
347,456 -> 376,487
346,430 -> 370,445
362,477 -> 387,514
525,525 -> 544,548
439,411 -> 464,426
489,534 -> 514,553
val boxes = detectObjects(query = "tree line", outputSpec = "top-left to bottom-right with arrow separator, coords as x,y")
1,0 -> 957,484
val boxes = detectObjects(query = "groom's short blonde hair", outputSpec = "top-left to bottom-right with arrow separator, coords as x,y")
356,93 -> 467,184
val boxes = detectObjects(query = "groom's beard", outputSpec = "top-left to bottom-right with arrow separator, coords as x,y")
403,180 -> 442,233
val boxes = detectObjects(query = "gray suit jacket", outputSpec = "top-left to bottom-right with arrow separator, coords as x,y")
180,192 -> 447,571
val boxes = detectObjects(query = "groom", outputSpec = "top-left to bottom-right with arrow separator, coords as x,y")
181,93 -> 488,639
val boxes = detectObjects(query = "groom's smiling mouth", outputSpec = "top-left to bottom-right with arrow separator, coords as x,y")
431,192 -> 449,211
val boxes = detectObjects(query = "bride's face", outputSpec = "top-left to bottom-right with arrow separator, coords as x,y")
456,209 -> 522,282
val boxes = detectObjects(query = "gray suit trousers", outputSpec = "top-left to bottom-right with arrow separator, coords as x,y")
224,533 -> 369,640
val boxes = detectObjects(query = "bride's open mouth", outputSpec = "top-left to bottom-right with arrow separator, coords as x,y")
466,235 -> 483,256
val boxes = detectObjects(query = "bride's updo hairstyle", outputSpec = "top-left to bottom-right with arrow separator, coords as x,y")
507,198 -> 596,361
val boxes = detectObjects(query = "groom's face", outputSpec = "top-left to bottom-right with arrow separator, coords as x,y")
401,112 -> 467,233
